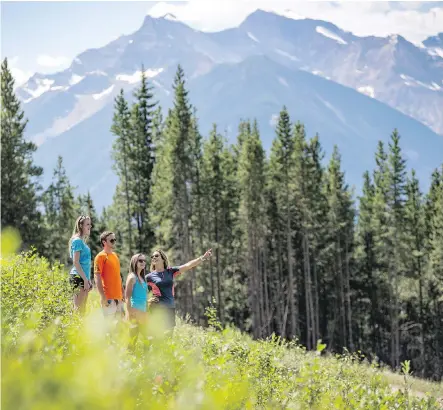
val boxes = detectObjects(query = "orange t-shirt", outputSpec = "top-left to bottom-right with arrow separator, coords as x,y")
94,251 -> 123,300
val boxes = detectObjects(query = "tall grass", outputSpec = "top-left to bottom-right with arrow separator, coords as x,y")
1,238 -> 442,409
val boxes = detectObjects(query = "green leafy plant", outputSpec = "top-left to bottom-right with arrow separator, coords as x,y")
2,250 -> 442,409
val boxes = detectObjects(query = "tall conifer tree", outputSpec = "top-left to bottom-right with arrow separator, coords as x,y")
1,58 -> 44,249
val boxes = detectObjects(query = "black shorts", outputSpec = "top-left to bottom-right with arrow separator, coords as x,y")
69,274 -> 87,292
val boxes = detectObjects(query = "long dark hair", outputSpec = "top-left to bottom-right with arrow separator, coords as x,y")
149,249 -> 169,272
129,253 -> 146,283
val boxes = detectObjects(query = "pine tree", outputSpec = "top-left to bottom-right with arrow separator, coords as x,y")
354,171 -> 378,354
111,89 -> 134,257
403,169 -> 427,375
110,68 -> 158,258
424,168 -> 442,250
324,146 -> 355,351
150,65 -> 198,317
428,167 -> 443,379
220,136 -> 244,329
186,110 -> 204,318
299,134 -> 328,349
42,156 -> 76,265
428,167 -> 443,281
129,67 -> 157,253
201,125 -> 224,311
386,129 -> 407,370
1,58 -> 44,249
267,107 -> 298,339
371,140 -> 392,365
237,119 -> 267,338
371,131 -> 408,369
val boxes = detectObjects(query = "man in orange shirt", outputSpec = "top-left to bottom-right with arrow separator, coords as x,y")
94,231 -> 124,317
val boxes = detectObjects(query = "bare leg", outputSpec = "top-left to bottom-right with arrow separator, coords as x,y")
128,310 -> 147,351
73,288 -> 89,315
79,289 -> 89,315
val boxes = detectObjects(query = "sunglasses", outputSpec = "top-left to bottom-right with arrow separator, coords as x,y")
108,238 -> 116,244
138,259 -> 146,263
151,254 -> 160,259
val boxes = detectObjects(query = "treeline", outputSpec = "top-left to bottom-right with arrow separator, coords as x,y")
2,57 -> 442,380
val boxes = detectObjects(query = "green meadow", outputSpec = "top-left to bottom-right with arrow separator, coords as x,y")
2,230 -> 442,410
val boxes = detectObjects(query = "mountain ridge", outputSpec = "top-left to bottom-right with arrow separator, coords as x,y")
12,10 -> 443,210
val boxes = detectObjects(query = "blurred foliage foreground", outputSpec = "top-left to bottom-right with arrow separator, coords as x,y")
1,230 -> 442,409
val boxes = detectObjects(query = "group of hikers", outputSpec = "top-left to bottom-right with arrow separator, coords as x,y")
68,215 -> 212,337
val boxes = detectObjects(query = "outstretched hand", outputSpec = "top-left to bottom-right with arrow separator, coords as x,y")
202,249 -> 212,261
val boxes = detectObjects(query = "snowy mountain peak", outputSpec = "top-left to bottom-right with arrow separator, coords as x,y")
315,26 -> 347,45
423,33 -> 443,59
424,33 -> 443,47
261,8 -> 305,21
388,34 -> 410,47
12,8 -> 443,212
146,2 -> 182,21
162,13 -> 177,21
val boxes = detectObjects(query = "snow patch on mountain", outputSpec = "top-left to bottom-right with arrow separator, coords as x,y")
247,32 -> 259,43
87,70 -> 108,76
92,85 -> 115,100
30,94 -> 110,146
271,8 -> 304,21
69,74 -> 84,86
358,86 -> 375,98
427,47 -> 443,58
115,68 -> 164,84
116,72 -> 141,84
278,76 -> 289,87
23,78 -> 55,102
400,74 -> 442,91
316,26 -> 347,45
274,48 -> 298,61
50,85 -> 69,91
311,70 -> 331,80
389,34 -> 399,46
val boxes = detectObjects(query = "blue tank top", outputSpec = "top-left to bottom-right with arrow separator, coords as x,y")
70,237 -> 91,280
130,274 -> 148,312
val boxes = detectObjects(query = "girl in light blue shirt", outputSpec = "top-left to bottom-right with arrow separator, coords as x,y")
125,253 -> 148,348
69,215 -> 92,314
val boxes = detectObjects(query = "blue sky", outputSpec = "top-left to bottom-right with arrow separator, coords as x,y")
1,1 -> 157,82
2,1 -> 443,86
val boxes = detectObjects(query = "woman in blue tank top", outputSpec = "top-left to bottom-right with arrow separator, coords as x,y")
125,253 -> 148,347
69,215 -> 92,315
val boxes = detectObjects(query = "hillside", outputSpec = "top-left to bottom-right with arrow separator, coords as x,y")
14,10 -> 443,210
30,53 -> 443,210
2,246 -> 442,409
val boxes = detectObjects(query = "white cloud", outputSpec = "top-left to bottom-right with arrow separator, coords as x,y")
37,54 -> 70,68
8,57 -> 33,89
147,1 -> 443,44
9,56 -> 19,66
